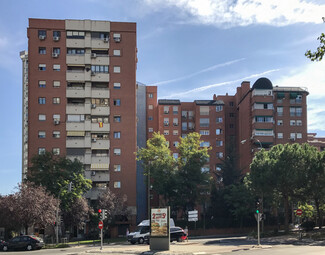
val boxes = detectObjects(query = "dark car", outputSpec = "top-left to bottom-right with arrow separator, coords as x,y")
144,226 -> 187,244
2,235 -> 44,251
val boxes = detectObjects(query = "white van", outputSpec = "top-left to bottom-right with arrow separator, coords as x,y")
127,219 -> 175,244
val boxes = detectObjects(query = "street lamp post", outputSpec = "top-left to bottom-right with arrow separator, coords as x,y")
148,156 -> 158,219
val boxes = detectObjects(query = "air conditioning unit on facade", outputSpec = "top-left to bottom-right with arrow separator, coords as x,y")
91,53 -> 97,58
39,35 -> 46,40
91,171 -> 96,176
54,120 -> 60,125
297,95 -> 302,100
91,71 -> 95,76
103,37 -> 109,42
52,53 -> 59,58
91,104 -> 96,109
92,138 -> 97,142
53,36 -> 60,41
114,37 -> 121,42
290,137 -> 295,141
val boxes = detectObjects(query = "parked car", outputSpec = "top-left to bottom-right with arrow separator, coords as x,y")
2,235 -> 44,251
144,226 -> 187,244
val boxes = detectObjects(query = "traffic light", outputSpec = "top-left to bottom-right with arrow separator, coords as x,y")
256,201 -> 261,214
101,209 -> 108,220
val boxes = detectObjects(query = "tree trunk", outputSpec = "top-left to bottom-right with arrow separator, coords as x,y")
315,198 -> 322,229
284,195 -> 290,233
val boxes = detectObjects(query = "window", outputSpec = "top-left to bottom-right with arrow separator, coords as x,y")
230,124 -> 234,128
39,114 -> 46,121
200,141 -> 210,147
255,116 -> 273,123
216,140 -> 223,147
148,105 -> 153,110
188,122 -> 194,130
53,114 -> 60,121
200,130 -> 210,135
91,32 -> 109,40
173,130 -> 178,135
216,164 -> 222,171
148,93 -> 153,98
229,113 -> 235,117
182,111 -> 187,119
148,128 -> 153,132
53,31 -> 61,39
173,106 -> 178,114
67,48 -> 85,55
200,118 -> 209,127
52,148 -> 60,155
216,152 -> 224,158
53,81 -> 60,87
91,116 -> 108,124
297,120 -> 302,126
148,116 -> 153,121
114,115 -> 121,122
53,64 -> 60,71
297,133 -> 302,139
38,148 -> 46,155
173,118 -> 178,126
277,107 -> 283,116
38,81 -> 46,88
53,131 -> 60,138
182,122 -> 187,131
278,133 -> 283,139
38,30 -> 46,37
38,64 -> 46,71
114,181 -> 121,188
38,131 -> 45,138
229,101 -> 234,106
113,66 -> 121,73
254,129 -> 274,136
114,82 -> 121,89
53,47 -> 60,54
173,141 -> 179,147
114,99 -> 121,106
113,49 -> 121,56
216,129 -> 222,135
216,117 -> 223,123
290,107 -> 302,117
277,120 -> 283,126
91,65 -> 109,73
114,148 -> 121,155
188,111 -> 194,119
38,97 -> 46,104
201,166 -> 210,173
113,33 -> 121,42
39,47 -> 46,54
290,133 -> 296,139
91,98 -> 109,106
53,97 -> 60,104
173,153 -> 178,159
66,30 -> 85,39
200,106 -> 209,115
164,130 -> 169,135
164,118 -> 169,126
164,106 -> 169,114
114,132 -> 121,139
290,120 -> 296,126
216,105 -> 223,112
67,114 -> 85,122
114,165 -> 121,172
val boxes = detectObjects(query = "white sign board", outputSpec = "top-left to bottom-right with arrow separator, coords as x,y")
151,208 -> 168,237
188,210 -> 198,222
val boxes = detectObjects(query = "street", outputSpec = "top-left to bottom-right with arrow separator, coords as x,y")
1,236 -> 324,255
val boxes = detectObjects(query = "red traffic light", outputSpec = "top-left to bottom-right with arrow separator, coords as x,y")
98,209 -> 102,213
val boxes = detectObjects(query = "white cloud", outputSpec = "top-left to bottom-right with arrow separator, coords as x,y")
152,58 -> 245,86
274,61 -> 325,132
144,0 -> 325,27
165,68 -> 280,98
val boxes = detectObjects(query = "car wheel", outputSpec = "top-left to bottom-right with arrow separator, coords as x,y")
3,245 -> 8,251
138,237 -> 144,244
26,244 -> 33,251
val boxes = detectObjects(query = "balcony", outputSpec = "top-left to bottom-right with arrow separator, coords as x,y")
66,120 -> 91,131
66,54 -> 85,65
91,139 -> 110,150
91,122 -> 110,132
91,72 -> 109,82
91,38 -> 109,49
91,156 -> 110,165
66,103 -> 90,114
91,106 -> 110,116
91,89 -> 109,98
90,171 -> 110,183
91,55 -> 109,65
85,187 -> 107,200
66,71 -> 86,81
66,137 -> 88,148
66,87 -> 85,98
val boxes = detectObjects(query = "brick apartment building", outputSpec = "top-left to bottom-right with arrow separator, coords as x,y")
21,18 -> 139,223
22,18 -> 311,225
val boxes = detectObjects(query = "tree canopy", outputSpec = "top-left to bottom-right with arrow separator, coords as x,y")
305,33 -> 325,61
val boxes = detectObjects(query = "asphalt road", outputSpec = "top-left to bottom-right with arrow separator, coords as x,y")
1,237 -> 324,255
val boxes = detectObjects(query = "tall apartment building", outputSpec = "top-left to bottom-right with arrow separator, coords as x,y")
23,18 -> 138,220
144,78 -> 309,189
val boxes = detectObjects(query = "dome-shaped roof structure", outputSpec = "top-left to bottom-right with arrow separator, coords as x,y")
252,77 -> 273,90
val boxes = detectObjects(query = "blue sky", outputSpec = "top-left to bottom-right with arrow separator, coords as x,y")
1,0 -> 325,195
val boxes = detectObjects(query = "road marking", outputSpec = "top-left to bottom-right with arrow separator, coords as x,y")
194,252 -> 207,255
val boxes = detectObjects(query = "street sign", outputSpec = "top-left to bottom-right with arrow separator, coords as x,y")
188,210 -> 198,222
296,209 -> 303,216
98,221 -> 103,229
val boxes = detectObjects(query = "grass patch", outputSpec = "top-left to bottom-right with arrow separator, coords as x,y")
44,243 -> 70,249
68,237 -> 126,245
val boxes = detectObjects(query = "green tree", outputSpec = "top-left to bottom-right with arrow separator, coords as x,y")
175,132 -> 210,212
136,132 -> 176,205
305,33 -> 325,61
28,152 -> 92,210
